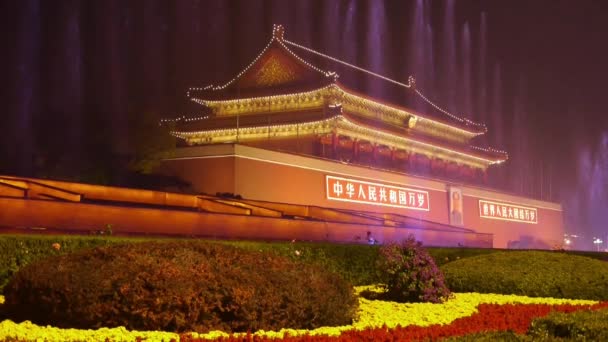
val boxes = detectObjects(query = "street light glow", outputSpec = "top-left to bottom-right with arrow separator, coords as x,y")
593,238 -> 603,252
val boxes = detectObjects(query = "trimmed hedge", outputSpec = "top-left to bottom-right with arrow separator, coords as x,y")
447,308 -> 608,341
451,307 -> 608,342
0,236 -> 502,290
426,247 -> 502,267
223,240 -> 381,286
1,234 -> 607,292
0,235 -> 384,290
528,308 -> 608,340
2,241 -> 357,333
441,251 -> 608,300
0,235 -> 140,290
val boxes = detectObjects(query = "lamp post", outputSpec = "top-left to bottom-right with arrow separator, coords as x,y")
593,238 -> 603,252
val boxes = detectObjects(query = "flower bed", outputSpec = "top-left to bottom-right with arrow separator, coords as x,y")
180,303 -> 608,342
1,287 -> 605,342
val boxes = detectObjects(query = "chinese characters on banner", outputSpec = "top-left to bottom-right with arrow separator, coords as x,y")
479,200 -> 538,224
326,175 -> 430,211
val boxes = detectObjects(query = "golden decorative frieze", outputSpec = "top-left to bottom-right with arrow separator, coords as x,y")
174,117 -> 335,145
192,84 -> 481,146
413,119 -> 470,145
173,114 -> 495,169
254,56 -> 297,87
335,90 -> 470,145
204,88 -> 328,116
334,120 -> 487,169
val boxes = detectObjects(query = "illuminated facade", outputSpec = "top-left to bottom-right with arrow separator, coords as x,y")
168,25 -> 507,184
159,25 -> 563,249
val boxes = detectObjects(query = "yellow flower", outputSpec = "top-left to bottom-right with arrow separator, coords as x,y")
0,287 -> 599,341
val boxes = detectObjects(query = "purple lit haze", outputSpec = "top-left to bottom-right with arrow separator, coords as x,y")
1,0 -> 607,249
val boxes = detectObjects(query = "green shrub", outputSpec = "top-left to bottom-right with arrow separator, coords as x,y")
2,241 -> 357,333
441,251 -> 608,300
567,250 -> 608,262
3,235 -> 601,294
528,308 -> 608,340
225,240 -> 382,285
0,235 -> 382,291
376,236 -> 451,303
427,247 -> 502,267
0,235 -> 138,291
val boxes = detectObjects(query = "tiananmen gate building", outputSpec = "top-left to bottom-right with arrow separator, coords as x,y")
158,25 -> 564,249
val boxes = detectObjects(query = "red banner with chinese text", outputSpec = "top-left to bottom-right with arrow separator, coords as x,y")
325,175 -> 430,211
479,199 -> 538,224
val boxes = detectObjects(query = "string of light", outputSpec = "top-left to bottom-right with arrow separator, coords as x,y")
186,25 -> 333,98
186,38 -> 275,97
190,84 -> 332,107
415,90 -> 486,129
173,24 -> 505,162
188,83 -> 484,136
172,114 -> 503,165
159,115 -> 210,125
170,115 -> 337,138
283,39 -> 413,90
336,116 -> 502,165
283,38 -> 487,130
470,145 -> 508,156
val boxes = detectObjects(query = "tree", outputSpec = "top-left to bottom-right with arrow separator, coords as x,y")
128,109 -> 176,174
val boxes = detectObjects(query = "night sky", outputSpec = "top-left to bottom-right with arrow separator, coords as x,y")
2,0 -> 607,248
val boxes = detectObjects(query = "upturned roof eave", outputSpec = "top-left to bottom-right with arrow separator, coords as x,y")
172,113 -> 506,164
189,81 -> 486,139
333,82 -> 486,136
187,26 -> 335,99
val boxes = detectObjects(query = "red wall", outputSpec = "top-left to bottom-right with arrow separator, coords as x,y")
462,194 -> 564,249
160,156 -> 236,195
160,145 -> 564,249
234,157 -> 452,224
0,197 -> 491,248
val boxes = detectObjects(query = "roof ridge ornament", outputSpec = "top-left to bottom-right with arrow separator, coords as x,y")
273,24 -> 285,42
407,76 -> 416,90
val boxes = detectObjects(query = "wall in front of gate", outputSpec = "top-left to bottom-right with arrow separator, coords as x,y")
160,144 -> 564,249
